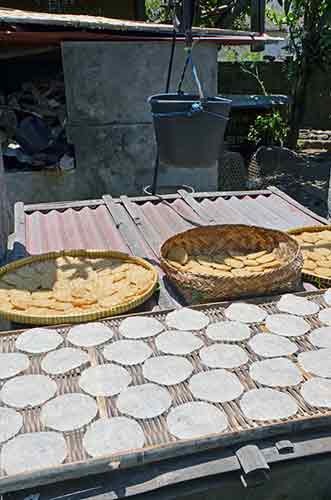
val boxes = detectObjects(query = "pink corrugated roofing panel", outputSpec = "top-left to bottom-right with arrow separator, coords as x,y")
26,206 -> 128,255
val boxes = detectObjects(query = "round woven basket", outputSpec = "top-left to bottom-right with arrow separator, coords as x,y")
160,225 -> 303,304
0,249 -> 158,325
288,225 -> 331,289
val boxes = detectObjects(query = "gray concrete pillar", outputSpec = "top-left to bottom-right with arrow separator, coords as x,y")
62,41 -> 219,196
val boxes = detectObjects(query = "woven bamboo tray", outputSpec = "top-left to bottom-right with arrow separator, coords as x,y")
0,250 -> 158,325
160,225 -> 303,304
0,290 -> 330,494
288,225 -> 331,289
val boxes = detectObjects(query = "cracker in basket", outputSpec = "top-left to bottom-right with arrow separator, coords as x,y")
303,260 -> 316,271
10,297 -> 30,311
256,253 -> 275,264
248,250 -> 268,260
210,262 -> 232,271
224,258 -> 244,269
231,269 -> 251,277
316,267 -> 331,277
262,260 -> 281,269
315,248 -> 331,257
166,246 -> 188,266
300,232 -> 319,243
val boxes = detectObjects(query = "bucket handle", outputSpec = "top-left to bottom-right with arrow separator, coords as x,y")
178,48 -> 204,100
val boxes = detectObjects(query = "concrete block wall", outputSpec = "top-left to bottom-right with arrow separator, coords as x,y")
62,41 -> 219,197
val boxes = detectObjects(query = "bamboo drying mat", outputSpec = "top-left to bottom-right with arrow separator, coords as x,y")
1,290 -> 331,494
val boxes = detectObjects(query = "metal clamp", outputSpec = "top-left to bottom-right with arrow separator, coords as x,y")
235,444 -> 270,488
276,440 -> 295,454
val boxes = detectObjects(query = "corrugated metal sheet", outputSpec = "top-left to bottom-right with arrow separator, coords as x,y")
0,7 -> 269,35
21,189 -> 326,257
13,188 -> 326,309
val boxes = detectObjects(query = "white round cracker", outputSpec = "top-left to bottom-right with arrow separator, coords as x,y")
189,369 -> 244,403
324,289 -> 331,306
0,407 -> 23,444
240,388 -> 298,421
277,294 -> 320,316
143,356 -> 193,386
79,364 -> 131,397
83,417 -> 145,457
103,340 -> 152,366
156,330 -> 203,355
224,303 -> 267,324
117,383 -> 171,419
67,322 -> 114,347
298,348 -> 331,378
41,347 -> 89,375
119,317 -> 164,339
200,344 -> 248,369
265,314 -> 310,337
301,377 -> 331,408
166,308 -> 209,331
250,358 -> 302,387
308,327 -> 331,348
248,333 -> 298,358
16,328 -> 63,354
167,402 -> 228,439
41,393 -> 98,431
1,374 -> 57,409
206,321 -> 251,342
0,353 -> 29,379
1,432 -> 67,475
318,308 -> 331,326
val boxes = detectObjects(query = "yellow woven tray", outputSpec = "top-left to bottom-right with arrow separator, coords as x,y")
0,249 -> 158,325
288,225 -> 331,289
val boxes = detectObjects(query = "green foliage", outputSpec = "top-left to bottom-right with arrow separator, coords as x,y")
248,112 -> 289,146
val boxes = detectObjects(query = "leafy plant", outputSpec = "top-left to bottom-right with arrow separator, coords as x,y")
270,0 -> 331,148
248,111 -> 289,146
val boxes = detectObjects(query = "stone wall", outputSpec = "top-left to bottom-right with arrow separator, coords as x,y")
62,41 -> 219,197
219,62 -> 331,130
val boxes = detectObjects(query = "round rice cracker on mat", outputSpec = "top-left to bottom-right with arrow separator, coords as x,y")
200,344 -> 248,369
156,330 -> 203,355
308,327 -> 331,348
41,347 -> 89,375
249,358 -> 302,387
206,321 -> 251,342
167,402 -> 228,440
117,383 -> 172,419
265,314 -> 310,337
79,365 -> 131,397
189,369 -> 244,403
240,388 -> 298,421
224,303 -> 267,324
143,356 -> 193,386
119,317 -> 164,339
318,308 -> 331,326
298,348 -> 331,378
41,393 -> 98,432
0,353 -> 29,379
166,308 -> 209,331
1,432 -> 67,475
83,417 -> 145,458
67,322 -> 114,347
15,328 -> 63,354
277,294 -> 320,316
104,340 -> 152,366
1,375 -> 57,409
301,377 -> 331,408
0,407 -> 23,444
248,333 -> 298,358
324,289 -> 331,306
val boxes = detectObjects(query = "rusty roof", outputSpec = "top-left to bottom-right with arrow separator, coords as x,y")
9,187 -> 326,311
